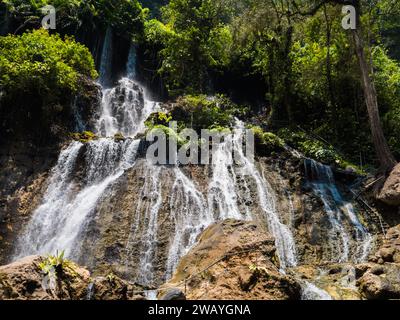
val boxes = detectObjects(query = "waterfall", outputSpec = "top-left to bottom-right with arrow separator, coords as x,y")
227,121 -> 298,269
99,27 -> 113,87
123,120 -> 298,287
165,167 -> 211,277
14,33 -> 296,291
13,72 -> 158,261
126,44 -> 137,80
96,78 -> 157,137
304,159 -> 374,263
13,139 -> 141,260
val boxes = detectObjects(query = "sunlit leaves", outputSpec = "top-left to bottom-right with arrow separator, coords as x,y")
0,29 -> 97,97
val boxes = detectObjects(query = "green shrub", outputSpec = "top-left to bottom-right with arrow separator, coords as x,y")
170,95 -> 248,131
147,124 -> 187,147
250,126 -> 284,156
145,111 -> 172,128
0,29 -> 97,98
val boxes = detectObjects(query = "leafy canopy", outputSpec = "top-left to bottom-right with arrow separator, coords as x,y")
3,0 -> 147,38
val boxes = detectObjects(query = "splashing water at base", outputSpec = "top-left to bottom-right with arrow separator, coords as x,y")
301,281 -> 333,300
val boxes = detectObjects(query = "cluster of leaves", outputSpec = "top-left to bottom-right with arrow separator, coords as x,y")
145,94 -> 250,150
146,95 -> 247,132
0,29 -> 97,98
38,250 -> 70,275
145,111 -> 173,128
373,46 -> 400,158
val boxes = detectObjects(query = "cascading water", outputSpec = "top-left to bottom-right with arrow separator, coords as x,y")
99,27 -> 113,87
126,44 -> 137,80
123,119 -> 298,287
301,281 -> 333,300
227,121 -> 298,270
165,167 -> 211,277
304,159 -> 374,263
13,138 -> 141,260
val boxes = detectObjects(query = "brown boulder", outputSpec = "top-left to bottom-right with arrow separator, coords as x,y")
357,263 -> 400,299
159,219 -> 301,300
0,255 -> 145,300
378,164 -> 400,206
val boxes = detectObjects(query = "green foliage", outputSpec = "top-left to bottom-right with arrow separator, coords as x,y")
145,111 -> 172,128
278,128 -> 338,163
147,124 -> 187,147
250,126 -> 284,155
4,0 -> 147,38
170,94 -> 248,131
278,128 -> 362,173
144,0 -> 232,94
70,131 -> 98,143
38,250 -> 68,275
144,94 -> 247,148
0,29 -> 97,98
373,46 -> 400,158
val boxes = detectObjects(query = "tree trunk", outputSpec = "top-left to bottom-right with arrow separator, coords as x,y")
352,23 -> 396,172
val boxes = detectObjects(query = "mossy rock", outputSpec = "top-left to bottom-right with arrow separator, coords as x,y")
70,131 -> 98,143
114,133 -> 126,142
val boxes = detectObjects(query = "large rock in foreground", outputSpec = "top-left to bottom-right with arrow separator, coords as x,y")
0,255 -> 144,300
356,263 -> 400,299
159,219 -> 301,300
0,256 -> 89,300
378,164 -> 400,206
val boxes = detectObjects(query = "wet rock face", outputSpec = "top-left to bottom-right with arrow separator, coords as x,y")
159,219 -> 301,300
371,225 -> 400,264
378,163 -> 400,206
0,145 -> 59,264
